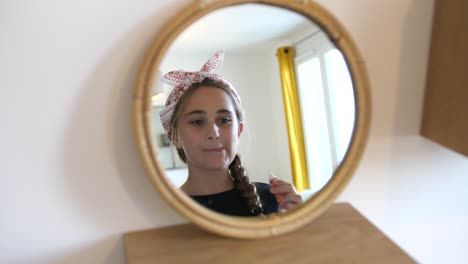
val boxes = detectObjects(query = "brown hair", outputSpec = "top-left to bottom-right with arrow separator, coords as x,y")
170,78 -> 262,214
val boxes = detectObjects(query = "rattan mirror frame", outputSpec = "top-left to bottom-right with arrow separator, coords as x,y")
133,0 -> 371,239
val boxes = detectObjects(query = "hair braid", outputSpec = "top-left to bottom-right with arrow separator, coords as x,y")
229,155 -> 263,214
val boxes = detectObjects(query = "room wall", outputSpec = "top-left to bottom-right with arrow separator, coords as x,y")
2,0 -> 467,264
330,1 -> 468,263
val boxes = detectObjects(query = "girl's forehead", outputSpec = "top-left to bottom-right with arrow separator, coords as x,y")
183,86 -> 236,111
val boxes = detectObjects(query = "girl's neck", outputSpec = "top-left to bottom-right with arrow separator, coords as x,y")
181,167 -> 234,196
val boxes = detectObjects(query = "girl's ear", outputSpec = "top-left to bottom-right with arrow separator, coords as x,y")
238,122 -> 244,137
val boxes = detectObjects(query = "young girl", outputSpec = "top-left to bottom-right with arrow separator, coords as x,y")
160,51 -> 302,217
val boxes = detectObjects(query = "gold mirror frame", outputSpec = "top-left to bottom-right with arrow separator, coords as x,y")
134,0 -> 371,239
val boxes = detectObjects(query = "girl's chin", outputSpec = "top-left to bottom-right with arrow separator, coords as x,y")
187,155 -> 234,170
204,160 -> 232,170
187,159 -> 229,171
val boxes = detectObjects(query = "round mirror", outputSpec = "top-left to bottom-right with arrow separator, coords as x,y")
134,0 -> 370,239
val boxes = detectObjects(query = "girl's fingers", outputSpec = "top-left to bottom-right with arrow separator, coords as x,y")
270,185 -> 294,195
277,194 -> 302,210
282,193 -> 302,205
269,178 -> 303,210
270,178 -> 291,186
270,180 -> 297,194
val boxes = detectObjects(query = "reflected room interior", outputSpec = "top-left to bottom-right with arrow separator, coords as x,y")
149,4 -> 355,204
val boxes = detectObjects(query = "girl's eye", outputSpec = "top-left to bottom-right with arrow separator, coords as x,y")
219,118 -> 232,124
190,120 -> 204,125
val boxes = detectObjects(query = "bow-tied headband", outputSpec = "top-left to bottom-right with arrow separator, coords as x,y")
159,51 -> 241,140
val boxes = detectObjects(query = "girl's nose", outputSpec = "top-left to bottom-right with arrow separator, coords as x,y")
207,123 -> 220,140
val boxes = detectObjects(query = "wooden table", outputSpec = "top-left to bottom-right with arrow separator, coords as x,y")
124,203 -> 414,263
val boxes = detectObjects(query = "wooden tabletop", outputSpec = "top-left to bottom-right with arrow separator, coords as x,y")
124,203 -> 414,264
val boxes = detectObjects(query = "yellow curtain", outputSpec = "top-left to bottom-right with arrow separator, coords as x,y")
276,46 -> 309,192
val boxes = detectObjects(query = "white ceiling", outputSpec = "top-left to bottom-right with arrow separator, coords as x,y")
168,3 -> 317,54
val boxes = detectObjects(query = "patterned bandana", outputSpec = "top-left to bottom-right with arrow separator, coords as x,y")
159,51 -> 241,140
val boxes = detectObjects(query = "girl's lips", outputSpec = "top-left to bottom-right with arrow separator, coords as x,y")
203,148 -> 224,152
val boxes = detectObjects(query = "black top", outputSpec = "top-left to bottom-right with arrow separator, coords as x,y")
190,182 -> 279,217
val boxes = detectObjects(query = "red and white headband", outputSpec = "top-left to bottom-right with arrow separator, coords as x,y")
159,51 -> 241,140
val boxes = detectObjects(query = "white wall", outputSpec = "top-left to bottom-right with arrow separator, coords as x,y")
340,136 -> 468,264
327,0 -> 468,263
1,1 -> 191,263
1,0 -> 467,264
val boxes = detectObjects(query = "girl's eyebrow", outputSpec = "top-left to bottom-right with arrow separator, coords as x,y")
185,109 -> 233,116
217,109 -> 233,115
184,110 -> 205,117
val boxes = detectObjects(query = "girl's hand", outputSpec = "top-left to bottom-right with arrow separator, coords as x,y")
269,178 -> 303,211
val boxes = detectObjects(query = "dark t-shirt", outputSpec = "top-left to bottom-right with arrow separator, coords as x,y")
190,182 -> 279,217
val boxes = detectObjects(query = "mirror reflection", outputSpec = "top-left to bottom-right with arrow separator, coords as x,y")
150,4 -> 355,216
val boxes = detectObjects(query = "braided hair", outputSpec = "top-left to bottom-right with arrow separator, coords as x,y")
228,154 -> 263,214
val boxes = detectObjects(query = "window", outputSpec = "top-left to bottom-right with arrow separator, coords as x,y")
295,32 -> 355,192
